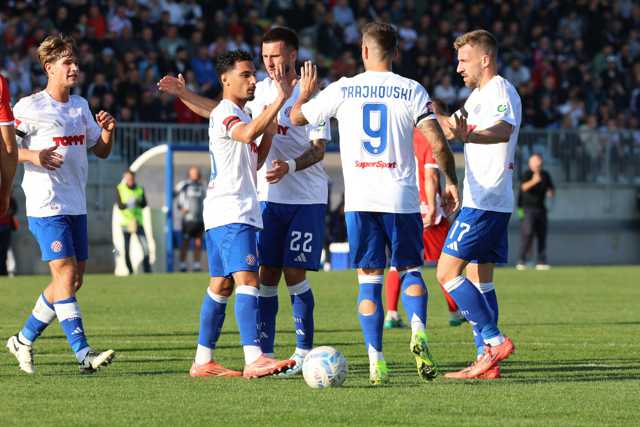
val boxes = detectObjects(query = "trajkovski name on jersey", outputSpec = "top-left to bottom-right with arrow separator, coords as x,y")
13,91 -> 101,217
247,78 -> 331,205
203,99 -> 262,230
455,75 -> 522,213
301,71 -> 435,214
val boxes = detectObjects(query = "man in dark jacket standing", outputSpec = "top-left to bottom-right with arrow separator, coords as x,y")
517,154 -> 555,270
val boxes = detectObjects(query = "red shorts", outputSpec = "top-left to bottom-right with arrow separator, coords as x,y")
423,218 -> 450,262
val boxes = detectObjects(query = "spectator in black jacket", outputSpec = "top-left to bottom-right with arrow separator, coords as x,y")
517,154 -> 555,271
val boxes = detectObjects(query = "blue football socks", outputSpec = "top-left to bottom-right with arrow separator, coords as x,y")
54,296 -> 90,362
258,285 -> 279,355
288,280 -> 315,352
19,293 -> 56,345
400,269 -> 428,333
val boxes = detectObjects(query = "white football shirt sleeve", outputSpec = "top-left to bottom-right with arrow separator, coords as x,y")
412,84 -> 436,126
306,117 -> 332,142
214,102 -> 246,139
486,82 -> 518,127
300,80 -> 343,127
82,99 -> 102,148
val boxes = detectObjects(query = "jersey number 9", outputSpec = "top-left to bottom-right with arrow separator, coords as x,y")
362,103 -> 388,155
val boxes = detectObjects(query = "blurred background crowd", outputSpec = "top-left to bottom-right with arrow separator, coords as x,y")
1,0 -> 639,132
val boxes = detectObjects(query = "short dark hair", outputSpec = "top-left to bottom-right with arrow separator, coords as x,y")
261,26 -> 299,50
215,50 -> 254,77
361,22 -> 398,60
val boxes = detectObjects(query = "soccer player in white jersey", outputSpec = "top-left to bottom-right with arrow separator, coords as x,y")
248,27 -> 331,377
290,22 -> 460,384
6,35 -> 116,374
159,27 -> 331,377
0,74 -> 18,216
187,50 -> 297,379
435,30 -> 519,379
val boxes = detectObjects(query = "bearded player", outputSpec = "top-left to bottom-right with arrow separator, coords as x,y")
291,23 -> 460,384
436,30 -> 520,379
159,28 -> 331,377
384,99 -> 464,330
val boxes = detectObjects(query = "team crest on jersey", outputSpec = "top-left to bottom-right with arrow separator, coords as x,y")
246,254 -> 256,266
284,106 -> 292,117
497,104 -> 507,113
51,240 -> 63,253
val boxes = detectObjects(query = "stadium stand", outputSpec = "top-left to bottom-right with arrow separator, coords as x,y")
1,0 -> 639,129
1,1 -> 639,274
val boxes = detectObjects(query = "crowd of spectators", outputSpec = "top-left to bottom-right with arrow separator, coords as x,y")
1,0 -> 640,136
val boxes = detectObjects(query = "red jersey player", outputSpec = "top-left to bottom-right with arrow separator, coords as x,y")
384,103 -> 464,329
0,74 -> 18,216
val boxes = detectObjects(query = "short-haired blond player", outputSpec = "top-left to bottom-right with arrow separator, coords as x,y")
435,30 -> 520,379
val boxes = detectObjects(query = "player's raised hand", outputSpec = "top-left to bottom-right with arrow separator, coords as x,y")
37,145 -> 64,170
299,61 -> 318,101
442,184 -> 460,216
96,111 -> 116,132
157,73 -> 186,96
452,113 -> 470,143
273,64 -> 295,100
266,159 -> 290,184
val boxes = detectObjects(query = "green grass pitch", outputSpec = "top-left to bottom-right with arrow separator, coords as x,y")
1,267 -> 639,426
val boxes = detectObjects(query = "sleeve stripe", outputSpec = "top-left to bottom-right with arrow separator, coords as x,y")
415,113 -> 435,126
0,120 -> 15,126
223,115 -> 241,130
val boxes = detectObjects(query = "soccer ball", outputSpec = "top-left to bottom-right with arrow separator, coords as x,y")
302,346 -> 348,389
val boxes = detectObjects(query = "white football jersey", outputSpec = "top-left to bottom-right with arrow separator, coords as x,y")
13,91 -> 101,217
301,71 -> 435,213
247,78 -> 331,205
458,75 -> 522,213
203,99 -> 262,230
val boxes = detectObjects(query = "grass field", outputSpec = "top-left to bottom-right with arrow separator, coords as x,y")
1,267 -> 639,426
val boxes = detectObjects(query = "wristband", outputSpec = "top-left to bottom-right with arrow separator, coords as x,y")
286,159 -> 297,174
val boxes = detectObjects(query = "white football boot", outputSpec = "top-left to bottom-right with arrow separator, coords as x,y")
79,349 -> 116,374
6,335 -> 35,374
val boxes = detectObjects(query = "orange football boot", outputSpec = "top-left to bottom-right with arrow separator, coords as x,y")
477,364 -> 501,379
464,337 -> 514,378
190,360 -> 242,377
243,355 -> 296,379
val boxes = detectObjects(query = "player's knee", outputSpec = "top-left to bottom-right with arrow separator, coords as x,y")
283,267 -> 305,285
404,284 -> 425,296
209,279 -> 233,297
260,266 -> 282,286
436,267 -> 451,285
358,299 -> 377,316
